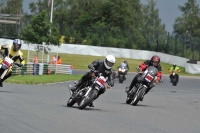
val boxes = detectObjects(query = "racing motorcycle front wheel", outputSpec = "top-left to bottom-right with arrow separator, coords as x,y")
67,97 -> 76,107
78,89 -> 98,110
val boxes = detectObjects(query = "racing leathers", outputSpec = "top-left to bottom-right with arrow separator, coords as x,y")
0,44 -> 25,85
169,66 -> 180,83
126,60 -> 162,95
71,60 -> 114,93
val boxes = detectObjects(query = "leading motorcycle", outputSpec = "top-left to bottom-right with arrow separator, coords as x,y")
67,70 -> 110,110
126,66 -> 160,106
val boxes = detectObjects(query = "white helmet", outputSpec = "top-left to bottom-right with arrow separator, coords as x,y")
104,55 -> 116,69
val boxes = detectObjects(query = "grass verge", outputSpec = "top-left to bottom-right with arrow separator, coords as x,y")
5,74 -> 82,84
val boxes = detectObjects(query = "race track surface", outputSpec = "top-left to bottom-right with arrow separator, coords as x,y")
0,71 -> 200,133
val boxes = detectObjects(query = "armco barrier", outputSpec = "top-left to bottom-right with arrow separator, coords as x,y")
11,63 -> 72,75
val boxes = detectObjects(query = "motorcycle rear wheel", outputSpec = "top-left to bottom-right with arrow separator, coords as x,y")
78,89 -> 98,110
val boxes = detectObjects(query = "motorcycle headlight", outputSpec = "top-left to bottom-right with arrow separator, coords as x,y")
119,68 -> 122,71
122,69 -> 125,72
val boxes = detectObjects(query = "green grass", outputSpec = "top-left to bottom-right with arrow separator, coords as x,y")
6,50 -> 197,85
5,74 -> 82,84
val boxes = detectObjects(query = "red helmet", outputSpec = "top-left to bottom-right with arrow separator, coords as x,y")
151,55 -> 160,64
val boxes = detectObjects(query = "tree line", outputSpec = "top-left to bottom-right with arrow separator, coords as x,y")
0,0 -> 200,60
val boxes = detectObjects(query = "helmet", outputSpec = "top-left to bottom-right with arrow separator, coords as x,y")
104,55 -> 116,69
173,63 -> 176,67
124,60 -> 128,64
151,55 -> 160,66
13,39 -> 22,51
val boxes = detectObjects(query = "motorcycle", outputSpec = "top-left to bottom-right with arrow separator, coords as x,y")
117,63 -> 128,83
67,70 -> 110,110
126,66 -> 160,106
0,53 -> 21,82
170,70 -> 179,86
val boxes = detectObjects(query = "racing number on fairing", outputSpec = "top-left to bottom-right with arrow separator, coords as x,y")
2,57 -> 13,68
145,74 -> 153,82
96,76 -> 106,87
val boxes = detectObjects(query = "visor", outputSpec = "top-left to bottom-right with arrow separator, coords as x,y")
14,44 -> 21,50
106,60 -> 114,67
152,61 -> 159,66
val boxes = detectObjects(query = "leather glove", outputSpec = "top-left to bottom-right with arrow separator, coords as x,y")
94,70 -> 99,74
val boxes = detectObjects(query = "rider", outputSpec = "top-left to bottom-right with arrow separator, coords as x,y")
118,60 -> 129,71
125,55 -> 162,100
0,39 -> 25,87
168,63 -> 180,83
117,60 -> 129,78
70,55 -> 116,107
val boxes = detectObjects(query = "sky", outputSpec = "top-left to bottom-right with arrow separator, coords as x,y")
23,0 -> 200,33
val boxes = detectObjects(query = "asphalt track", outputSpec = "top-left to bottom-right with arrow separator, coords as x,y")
0,70 -> 199,133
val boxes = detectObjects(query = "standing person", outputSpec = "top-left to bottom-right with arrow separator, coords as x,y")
69,64 -> 74,75
57,56 -> 62,64
70,55 -> 116,107
168,63 -> 180,83
0,39 -> 25,87
125,55 -> 162,100
33,55 -> 38,64
50,54 -> 57,64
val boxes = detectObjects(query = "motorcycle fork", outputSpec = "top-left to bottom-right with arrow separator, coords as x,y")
84,86 -> 92,97
135,85 -> 147,96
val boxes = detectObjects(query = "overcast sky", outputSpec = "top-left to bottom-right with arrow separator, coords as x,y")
23,0 -> 200,33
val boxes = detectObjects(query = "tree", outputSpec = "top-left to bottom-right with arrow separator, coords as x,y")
141,0 -> 166,51
173,0 -> 200,37
21,10 -> 60,45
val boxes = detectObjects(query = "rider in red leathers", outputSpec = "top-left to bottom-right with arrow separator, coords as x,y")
125,55 -> 162,99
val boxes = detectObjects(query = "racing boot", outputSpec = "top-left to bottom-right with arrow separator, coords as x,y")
125,86 -> 130,93
70,80 -> 84,92
125,86 -> 137,95
88,102 -> 94,107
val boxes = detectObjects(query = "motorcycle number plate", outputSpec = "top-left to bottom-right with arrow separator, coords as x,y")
96,76 -> 106,87
145,74 -> 154,82
2,57 -> 13,68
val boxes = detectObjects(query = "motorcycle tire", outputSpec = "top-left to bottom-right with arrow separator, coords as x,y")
131,87 -> 146,106
119,75 -> 124,83
78,89 -> 98,110
67,97 -> 76,107
172,82 -> 177,86
172,78 -> 177,86
126,96 -> 132,104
